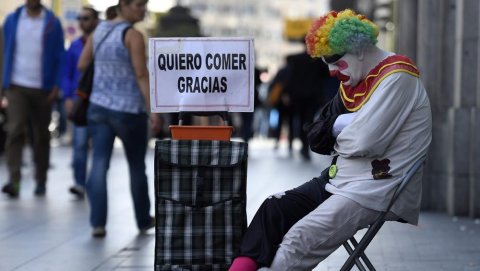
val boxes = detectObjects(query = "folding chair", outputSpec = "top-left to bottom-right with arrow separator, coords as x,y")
340,156 -> 427,271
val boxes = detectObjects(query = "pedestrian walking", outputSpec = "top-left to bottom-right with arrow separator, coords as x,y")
240,67 -> 262,142
283,44 -> 335,161
0,26 -> 6,155
1,0 -> 64,198
267,64 -> 293,152
62,6 -> 99,199
78,0 -> 160,237
105,5 -> 118,21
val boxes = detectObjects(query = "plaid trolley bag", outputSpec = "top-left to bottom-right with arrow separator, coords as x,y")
154,139 -> 248,271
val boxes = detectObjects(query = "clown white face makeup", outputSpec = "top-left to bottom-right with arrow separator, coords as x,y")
325,53 -> 364,87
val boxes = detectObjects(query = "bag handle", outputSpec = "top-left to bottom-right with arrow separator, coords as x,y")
93,22 -> 126,57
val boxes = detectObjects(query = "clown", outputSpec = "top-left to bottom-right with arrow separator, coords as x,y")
229,9 -> 432,271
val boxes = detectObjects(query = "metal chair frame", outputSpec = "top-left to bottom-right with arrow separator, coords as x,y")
340,156 -> 427,271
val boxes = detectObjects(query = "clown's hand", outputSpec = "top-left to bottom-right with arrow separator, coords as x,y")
332,112 -> 357,137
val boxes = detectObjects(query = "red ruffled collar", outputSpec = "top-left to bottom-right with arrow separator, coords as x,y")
340,55 -> 420,112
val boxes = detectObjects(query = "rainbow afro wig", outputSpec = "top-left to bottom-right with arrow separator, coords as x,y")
305,9 -> 379,58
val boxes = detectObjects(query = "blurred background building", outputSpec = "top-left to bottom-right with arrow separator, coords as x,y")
0,0 -> 386,76
1,0 -> 479,219
395,0 -> 480,219
181,0 -> 328,75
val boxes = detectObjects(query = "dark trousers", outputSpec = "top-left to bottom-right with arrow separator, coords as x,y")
237,169 -> 331,267
292,102 -> 315,159
5,85 -> 52,184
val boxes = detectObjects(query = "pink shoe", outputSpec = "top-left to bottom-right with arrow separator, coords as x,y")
229,256 -> 257,271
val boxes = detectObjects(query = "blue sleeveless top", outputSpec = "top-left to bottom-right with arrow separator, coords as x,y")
90,21 -> 146,114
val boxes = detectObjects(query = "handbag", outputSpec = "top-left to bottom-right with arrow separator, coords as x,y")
68,63 -> 94,126
68,23 -> 122,126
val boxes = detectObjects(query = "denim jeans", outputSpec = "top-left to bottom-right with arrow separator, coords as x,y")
86,103 -> 151,229
72,125 -> 89,188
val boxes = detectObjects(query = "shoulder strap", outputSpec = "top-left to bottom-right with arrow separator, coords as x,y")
93,23 -> 124,56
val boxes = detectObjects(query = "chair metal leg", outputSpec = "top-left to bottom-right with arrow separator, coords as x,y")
349,237 -> 376,271
342,241 -> 367,271
341,221 -> 385,271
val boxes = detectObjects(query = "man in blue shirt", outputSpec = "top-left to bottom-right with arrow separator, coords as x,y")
1,0 -> 64,197
62,6 -> 99,199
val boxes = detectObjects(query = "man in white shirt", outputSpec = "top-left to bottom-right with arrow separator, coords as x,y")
229,9 -> 432,271
1,0 -> 64,197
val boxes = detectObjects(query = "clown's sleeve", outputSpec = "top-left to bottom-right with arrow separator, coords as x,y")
305,93 -> 349,155
334,73 -> 421,158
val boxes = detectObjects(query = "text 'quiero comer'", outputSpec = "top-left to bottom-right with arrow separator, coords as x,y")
157,53 -> 247,93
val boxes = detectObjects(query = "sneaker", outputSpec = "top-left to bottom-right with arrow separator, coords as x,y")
34,184 -> 46,196
69,185 -> 85,199
92,227 -> 106,238
139,217 -> 155,234
2,182 -> 19,198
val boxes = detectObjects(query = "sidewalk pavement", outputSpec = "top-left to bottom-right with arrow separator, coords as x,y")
0,138 -> 479,271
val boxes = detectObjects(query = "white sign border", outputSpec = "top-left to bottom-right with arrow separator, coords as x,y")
148,37 -> 255,113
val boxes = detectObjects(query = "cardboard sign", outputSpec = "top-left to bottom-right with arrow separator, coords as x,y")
148,37 -> 255,112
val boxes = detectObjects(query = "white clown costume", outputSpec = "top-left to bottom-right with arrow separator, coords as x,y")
229,9 -> 432,271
